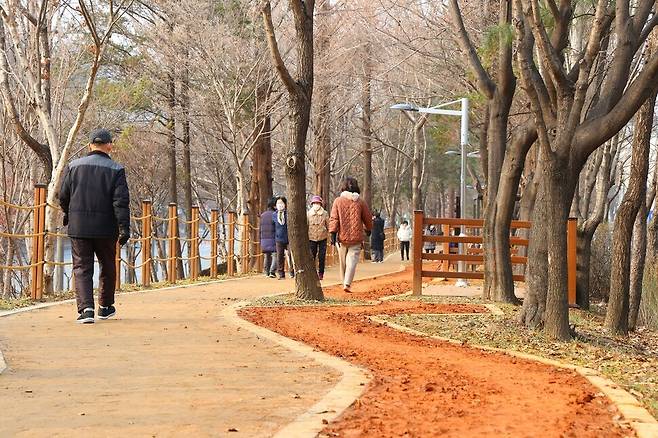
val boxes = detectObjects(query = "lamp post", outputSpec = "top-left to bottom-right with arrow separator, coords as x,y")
392,98 -> 470,286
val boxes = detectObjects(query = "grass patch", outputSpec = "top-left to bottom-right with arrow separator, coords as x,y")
380,296 -> 658,419
250,293 -> 372,307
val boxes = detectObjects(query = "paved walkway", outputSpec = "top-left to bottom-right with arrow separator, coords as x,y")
0,257 -> 403,437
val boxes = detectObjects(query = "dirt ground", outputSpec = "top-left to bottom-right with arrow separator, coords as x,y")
243,271 -> 632,438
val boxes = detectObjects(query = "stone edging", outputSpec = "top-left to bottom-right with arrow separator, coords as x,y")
367,315 -> 658,438
225,301 -> 371,438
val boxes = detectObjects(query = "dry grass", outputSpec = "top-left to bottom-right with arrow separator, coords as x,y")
381,295 -> 658,419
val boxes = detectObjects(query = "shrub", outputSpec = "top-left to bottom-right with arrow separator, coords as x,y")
590,222 -> 612,303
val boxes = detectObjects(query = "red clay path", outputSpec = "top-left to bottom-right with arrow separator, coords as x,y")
242,269 -> 630,438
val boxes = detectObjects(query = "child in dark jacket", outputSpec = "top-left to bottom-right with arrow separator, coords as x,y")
259,198 -> 277,277
273,196 -> 294,279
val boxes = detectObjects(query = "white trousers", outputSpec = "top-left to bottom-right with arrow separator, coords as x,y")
338,244 -> 361,287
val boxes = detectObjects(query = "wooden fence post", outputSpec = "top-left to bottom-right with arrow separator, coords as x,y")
227,211 -> 236,276
141,200 -> 152,287
567,217 -> 577,306
191,206 -> 200,280
210,209 -> 219,278
442,223 -> 450,272
242,214 -> 249,274
30,184 -> 46,300
167,203 -> 177,284
413,210 -> 424,296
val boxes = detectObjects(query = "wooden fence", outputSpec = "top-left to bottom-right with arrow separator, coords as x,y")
0,185 -> 395,300
411,210 -> 577,305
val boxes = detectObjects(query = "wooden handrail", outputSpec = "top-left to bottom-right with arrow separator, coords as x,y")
412,211 -> 577,306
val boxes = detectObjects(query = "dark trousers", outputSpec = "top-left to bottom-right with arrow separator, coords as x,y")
400,241 -> 410,260
372,249 -> 383,262
276,241 -> 294,277
309,239 -> 327,275
264,251 -> 274,275
71,237 -> 117,313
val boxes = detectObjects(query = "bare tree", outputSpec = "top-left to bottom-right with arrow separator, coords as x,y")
262,0 -> 323,300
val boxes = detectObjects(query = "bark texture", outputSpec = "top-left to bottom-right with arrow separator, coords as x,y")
606,92 -> 655,334
262,0 -> 323,300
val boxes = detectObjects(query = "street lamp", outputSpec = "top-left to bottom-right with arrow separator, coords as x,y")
392,98 -> 470,287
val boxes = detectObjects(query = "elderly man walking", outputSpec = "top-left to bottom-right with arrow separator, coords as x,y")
59,129 -> 130,323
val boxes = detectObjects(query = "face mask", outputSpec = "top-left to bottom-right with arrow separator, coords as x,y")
276,202 -> 285,211
312,204 -> 321,211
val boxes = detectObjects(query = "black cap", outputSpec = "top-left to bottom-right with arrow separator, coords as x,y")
89,128 -> 113,144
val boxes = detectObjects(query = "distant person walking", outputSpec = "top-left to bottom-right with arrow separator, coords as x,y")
259,198 -> 277,278
397,220 -> 412,261
370,212 -> 386,263
329,177 -> 373,293
58,129 -> 130,324
308,195 -> 329,280
424,225 -> 437,253
274,196 -> 294,279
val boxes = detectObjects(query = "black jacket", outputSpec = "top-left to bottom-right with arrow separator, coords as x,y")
58,151 -> 130,239
370,216 -> 386,250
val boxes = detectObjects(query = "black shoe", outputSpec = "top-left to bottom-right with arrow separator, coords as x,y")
98,305 -> 116,320
76,308 -> 94,324
268,273 -> 276,278
289,271 -> 295,278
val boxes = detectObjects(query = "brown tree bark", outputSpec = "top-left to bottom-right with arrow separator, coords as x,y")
575,141 -> 615,310
181,55 -> 195,276
249,85 -> 274,269
312,0 -> 332,203
449,0 -> 526,303
262,0 -> 323,300
167,71 -> 185,279
361,47 -> 373,210
606,91 -> 656,334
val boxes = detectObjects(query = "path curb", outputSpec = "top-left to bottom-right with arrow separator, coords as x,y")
226,302 -> 372,438
368,315 -> 658,438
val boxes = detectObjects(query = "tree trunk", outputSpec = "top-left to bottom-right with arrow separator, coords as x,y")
313,0 -> 332,203
167,72 -> 185,279
411,123 -> 423,211
249,101 -> 273,269
181,58 -> 195,276
575,141 -> 615,309
520,155 -> 573,342
606,92 -> 655,335
261,0 -> 322,300
629,203 -> 647,330
288,92 -> 323,300
543,159 -> 572,340
361,53 -> 373,209
519,182 -> 548,328
481,96 -> 509,300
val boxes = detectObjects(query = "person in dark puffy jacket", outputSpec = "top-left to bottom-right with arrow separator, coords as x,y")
58,128 -> 130,324
370,212 -> 385,263
259,198 -> 277,278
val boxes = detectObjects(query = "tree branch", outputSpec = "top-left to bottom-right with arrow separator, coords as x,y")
261,1 -> 298,96
447,0 -> 495,98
